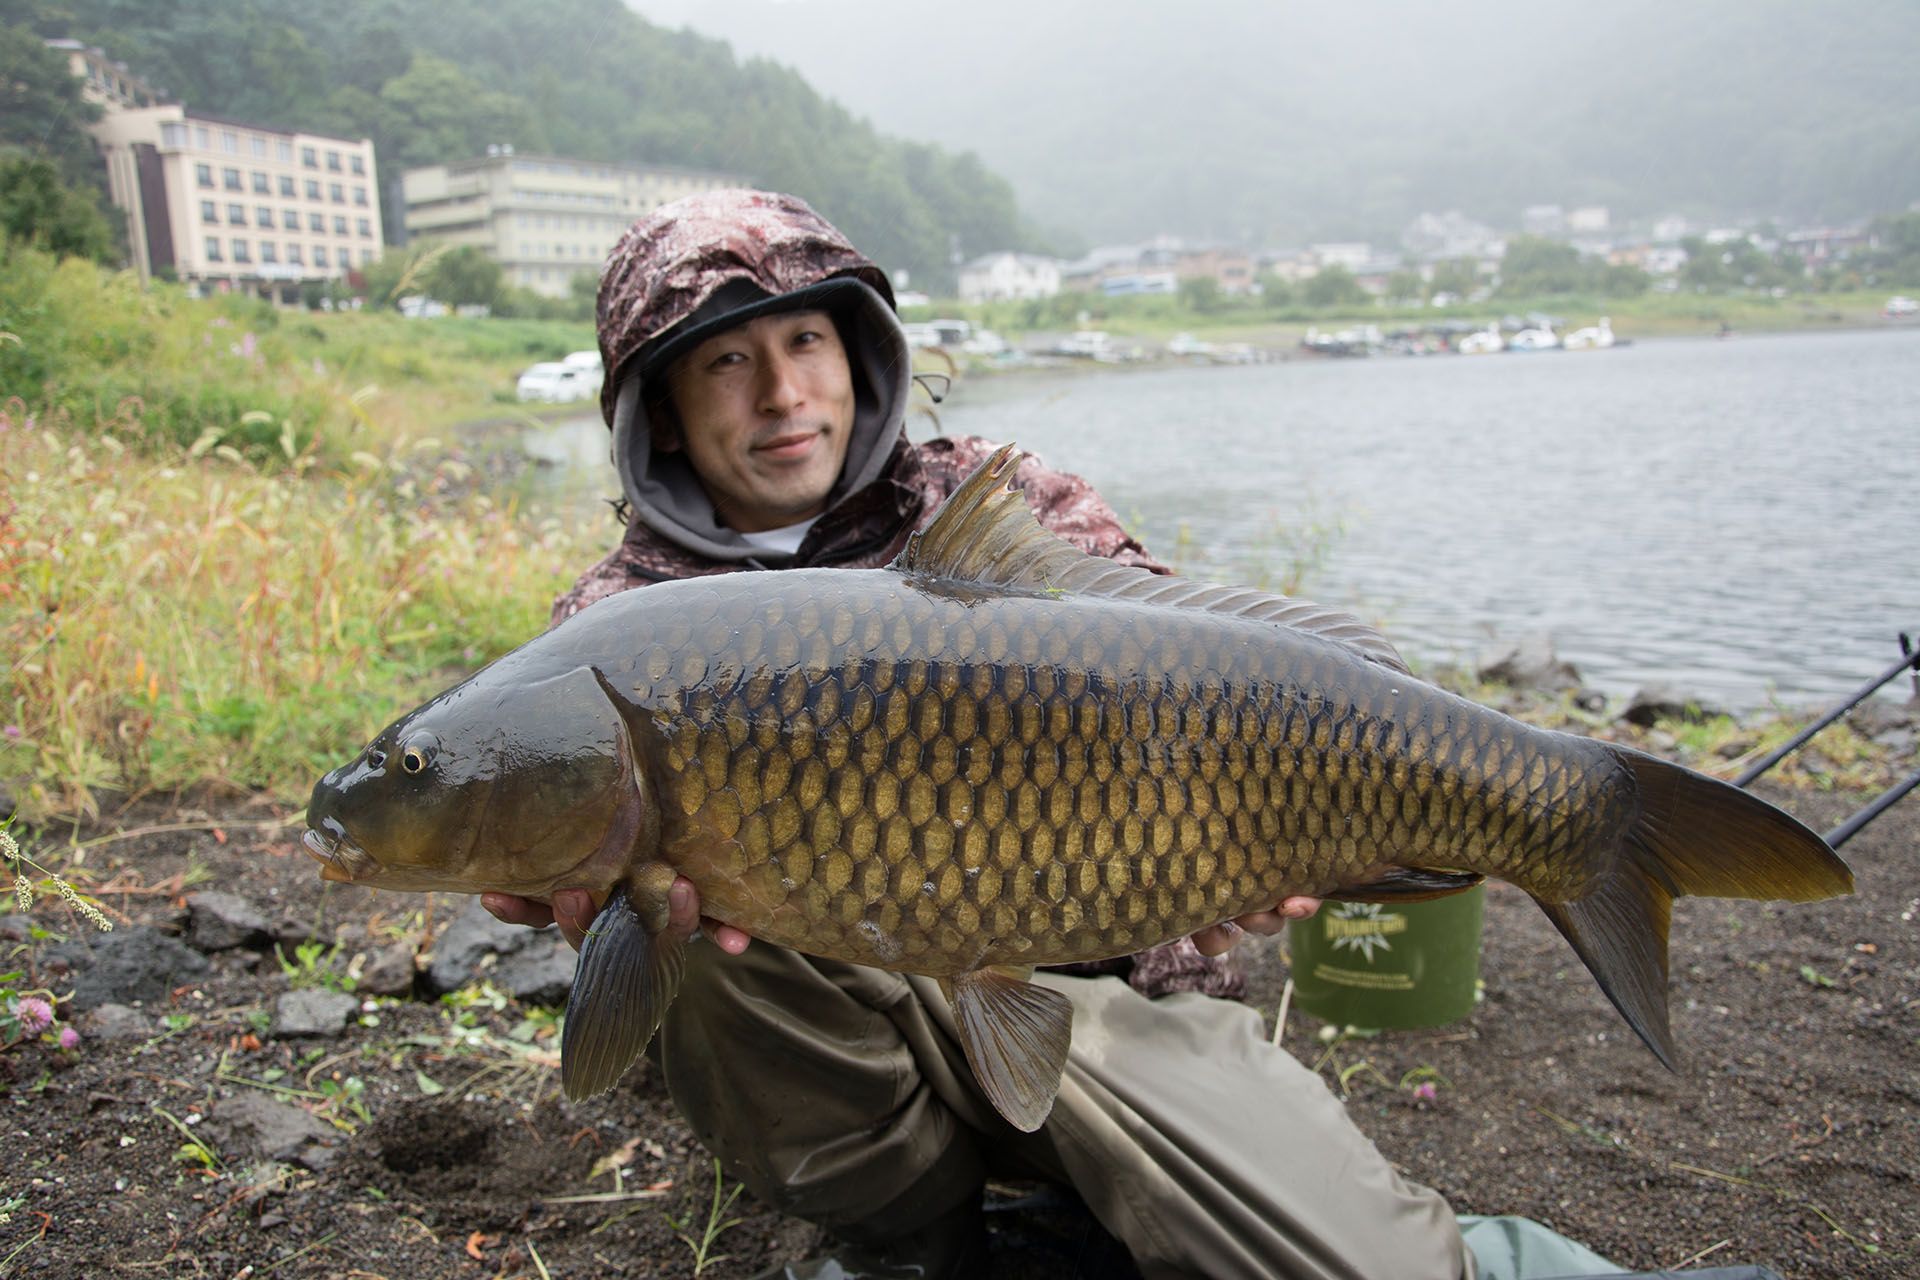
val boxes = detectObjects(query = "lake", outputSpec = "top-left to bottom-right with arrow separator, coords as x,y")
523,327 -> 1920,712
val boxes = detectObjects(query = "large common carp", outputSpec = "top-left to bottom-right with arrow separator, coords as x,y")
305,446 -> 1851,1130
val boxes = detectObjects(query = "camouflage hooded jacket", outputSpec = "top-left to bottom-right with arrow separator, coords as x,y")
553,190 -> 1243,999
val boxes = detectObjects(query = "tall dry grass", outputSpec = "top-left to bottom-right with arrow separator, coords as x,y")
0,399 -> 593,819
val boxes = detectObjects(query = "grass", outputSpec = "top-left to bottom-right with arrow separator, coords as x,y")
0,239 -> 592,461
0,400 -> 595,819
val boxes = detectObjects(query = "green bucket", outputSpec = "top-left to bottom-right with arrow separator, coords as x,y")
1286,887 -> 1486,1029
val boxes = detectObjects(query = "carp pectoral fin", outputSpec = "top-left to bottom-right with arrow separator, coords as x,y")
940,966 -> 1074,1134
560,885 -> 686,1101
1323,868 -> 1485,903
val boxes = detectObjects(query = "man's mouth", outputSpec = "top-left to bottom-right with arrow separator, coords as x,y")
753,426 -> 824,461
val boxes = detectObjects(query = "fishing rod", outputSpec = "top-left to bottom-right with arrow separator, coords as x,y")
1733,631 -> 1920,849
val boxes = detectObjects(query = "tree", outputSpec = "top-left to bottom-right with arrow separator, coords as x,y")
1301,265 -> 1368,309
1427,257 -> 1480,299
0,156 -> 117,261
1178,276 -> 1223,314
0,27 -> 105,189
1498,235 -> 1585,295
422,245 -> 502,309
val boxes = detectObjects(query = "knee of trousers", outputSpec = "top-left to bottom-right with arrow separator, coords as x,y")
649,942 -> 986,1234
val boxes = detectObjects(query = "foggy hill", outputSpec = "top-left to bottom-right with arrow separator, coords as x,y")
630,0 -> 1920,248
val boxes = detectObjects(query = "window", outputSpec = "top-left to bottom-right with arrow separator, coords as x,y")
357,218 -> 371,237
350,155 -> 365,175
222,167 -> 242,190
205,237 -> 223,262
301,146 -> 318,168
232,239 -> 251,263
314,246 -> 328,268
353,186 -> 368,206
161,122 -> 187,148
194,126 -> 211,149
251,172 -> 269,194
279,175 -> 294,197
277,140 -> 293,163
287,245 -> 303,265
333,216 -> 348,235
326,150 -> 341,171
261,242 -> 277,264
200,201 -> 217,222
308,213 -> 324,232
221,130 -> 239,153
250,136 -> 267,158
329,183 -> 344,204
196,164 -> 214,188
227,203 -> 246,224
305,180 -> 321,200
256,206 -> 273,227
283,209 -> 299,230
361,249 -> 374,265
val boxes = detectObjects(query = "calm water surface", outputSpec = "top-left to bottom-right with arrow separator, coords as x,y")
527,328 -> 1919,711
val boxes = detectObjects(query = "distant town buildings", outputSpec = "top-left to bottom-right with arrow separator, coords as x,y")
52,39 -> 383,302
956,251 -> 1061,304
400,150 -> 744,298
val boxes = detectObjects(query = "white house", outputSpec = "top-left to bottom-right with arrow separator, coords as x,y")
957,252 -> 1062,304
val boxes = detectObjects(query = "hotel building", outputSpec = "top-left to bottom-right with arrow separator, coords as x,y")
53,40 -> 384,302
402,150 -> 744,297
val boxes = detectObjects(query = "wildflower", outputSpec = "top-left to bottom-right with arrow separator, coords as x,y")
2,724 -> 19,739
14,996 -> 53,1036
1411,1082 -> 1439,1103
12,873 -> 27,912
55,877 -> 114,931
58,1026 -> 80,1050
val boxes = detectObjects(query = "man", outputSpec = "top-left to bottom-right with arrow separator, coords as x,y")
484,189 -> 1471,1279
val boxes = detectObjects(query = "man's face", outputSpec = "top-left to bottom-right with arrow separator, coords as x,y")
658,309 -> 857,533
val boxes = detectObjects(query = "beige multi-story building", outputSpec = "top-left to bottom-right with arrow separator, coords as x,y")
402,149 -> 745,297
52,40 -> 384,302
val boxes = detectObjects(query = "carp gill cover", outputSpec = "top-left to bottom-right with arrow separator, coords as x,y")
305,446 -> 1853,1131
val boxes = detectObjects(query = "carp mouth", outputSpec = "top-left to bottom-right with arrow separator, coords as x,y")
302,823 -> 376,884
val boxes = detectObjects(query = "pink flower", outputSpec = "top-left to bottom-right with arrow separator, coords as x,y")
14,996 -> 53,1035
3,724 -> 20,740
1411,1082 -> 1439,1103
58,1026 -> 80,1050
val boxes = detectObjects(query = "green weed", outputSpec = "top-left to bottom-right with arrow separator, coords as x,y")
665,1157 -> 746,1277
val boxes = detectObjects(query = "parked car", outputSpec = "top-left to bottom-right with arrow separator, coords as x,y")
516,361 -> 596,403
1885,296 -> 1918,319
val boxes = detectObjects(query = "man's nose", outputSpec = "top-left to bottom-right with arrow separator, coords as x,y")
756,350 -> 805,416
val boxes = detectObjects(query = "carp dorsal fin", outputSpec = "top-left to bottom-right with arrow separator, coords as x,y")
939,965 -> 1074,1133
893,442 -> 1411,675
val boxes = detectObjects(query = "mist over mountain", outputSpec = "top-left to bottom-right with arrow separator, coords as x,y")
630,0 -> 1920,249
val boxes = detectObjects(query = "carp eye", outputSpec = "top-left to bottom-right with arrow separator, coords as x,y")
399,732 -> 439,775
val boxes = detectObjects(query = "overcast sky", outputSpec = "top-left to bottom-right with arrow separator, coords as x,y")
624,0 -> 1920,247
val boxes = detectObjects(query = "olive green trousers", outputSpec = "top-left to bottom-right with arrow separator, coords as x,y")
651,942 -> 1471,1280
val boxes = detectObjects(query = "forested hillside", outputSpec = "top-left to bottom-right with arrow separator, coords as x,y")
3,0 -> 1040,288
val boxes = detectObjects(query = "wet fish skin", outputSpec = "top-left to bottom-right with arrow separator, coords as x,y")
306,445 -> 1852,1130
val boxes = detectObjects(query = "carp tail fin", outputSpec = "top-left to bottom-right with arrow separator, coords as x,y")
1536,746 -> 1853,1069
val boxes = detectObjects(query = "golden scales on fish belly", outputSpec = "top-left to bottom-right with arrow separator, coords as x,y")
303,445 -> 1854,1133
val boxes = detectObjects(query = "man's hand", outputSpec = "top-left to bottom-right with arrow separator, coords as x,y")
481,880 -> 753,955
1189,897 -> 1321,957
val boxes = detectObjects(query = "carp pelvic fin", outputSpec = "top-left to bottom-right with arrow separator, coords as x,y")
1324,867 -> 1485,902
560,883 -> 686,1101
894,443 -> 1410,674
940,966 -> 1074,1133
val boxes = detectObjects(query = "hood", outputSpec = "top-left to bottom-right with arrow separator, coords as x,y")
607,279 -> 913,563
594,189 -> 908,564
596,189 -> 895,429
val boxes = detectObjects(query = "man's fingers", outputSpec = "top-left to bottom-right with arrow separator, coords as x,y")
550,888 -> 597,952
706,922 -> 752,955
1190,921 -> 1242,957
482,893 -> 554,930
